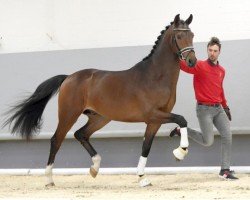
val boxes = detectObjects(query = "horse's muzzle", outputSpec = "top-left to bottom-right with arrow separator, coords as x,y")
186,52 -> 197,67
187,57 -> 197,67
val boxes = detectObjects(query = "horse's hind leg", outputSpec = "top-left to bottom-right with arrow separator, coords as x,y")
74,111 -> 110,178
137,123 -> 161,187
45,110 -> 81,187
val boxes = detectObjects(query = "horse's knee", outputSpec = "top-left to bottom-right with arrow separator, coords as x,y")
74,131 -> 81,140
74,130 -> 88,142
175,115 -> 187,127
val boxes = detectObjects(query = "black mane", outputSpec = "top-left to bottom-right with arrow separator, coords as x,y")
142,20 -> 187,61
142,24 -> 171,61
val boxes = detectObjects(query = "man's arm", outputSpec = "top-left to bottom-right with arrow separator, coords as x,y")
221,87 -> 228,108
221,73 -> 232,121
180,60 -> 199,74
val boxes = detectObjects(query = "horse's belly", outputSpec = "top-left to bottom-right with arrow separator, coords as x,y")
87,99 -> 146,122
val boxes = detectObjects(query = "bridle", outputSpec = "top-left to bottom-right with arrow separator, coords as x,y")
173,28 -> 194,60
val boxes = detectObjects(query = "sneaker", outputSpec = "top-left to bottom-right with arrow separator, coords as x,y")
169,127 -> 181,137
219,169 -> 238,180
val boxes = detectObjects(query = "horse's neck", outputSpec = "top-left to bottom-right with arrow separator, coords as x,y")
147,46 -> 180,83
132,34 -> 180,86
133,58 -> 180,90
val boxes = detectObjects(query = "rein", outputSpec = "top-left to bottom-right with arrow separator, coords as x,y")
173,28 -> 194,60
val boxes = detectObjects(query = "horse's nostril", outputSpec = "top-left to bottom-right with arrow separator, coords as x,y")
188,60 -> 193,67
188,59 -> 196,67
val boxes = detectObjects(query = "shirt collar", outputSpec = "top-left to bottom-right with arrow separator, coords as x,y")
207,59 -> 219,67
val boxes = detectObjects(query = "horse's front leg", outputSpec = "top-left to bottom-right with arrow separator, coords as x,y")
147,110 -> 189,161
137,124 -> 161,187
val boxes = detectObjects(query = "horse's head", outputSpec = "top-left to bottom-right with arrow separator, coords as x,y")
170,14 -> 197,67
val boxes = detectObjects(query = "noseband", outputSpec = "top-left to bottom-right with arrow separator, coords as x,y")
173,28 -> 194,60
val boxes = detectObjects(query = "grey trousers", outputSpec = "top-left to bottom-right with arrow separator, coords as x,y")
187,103 -> 232,170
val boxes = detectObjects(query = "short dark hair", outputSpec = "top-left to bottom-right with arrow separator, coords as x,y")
207,37 -> 221,50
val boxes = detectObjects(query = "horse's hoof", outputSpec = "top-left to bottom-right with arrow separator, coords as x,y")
173,146 -> 188,160
138,176 -> 152,187
90,167 -> 98,178
45,182 -> 55,187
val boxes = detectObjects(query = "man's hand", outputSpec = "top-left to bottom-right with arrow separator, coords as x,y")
224,107 -> 232,121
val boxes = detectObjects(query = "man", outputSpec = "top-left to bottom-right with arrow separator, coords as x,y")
170,37 -> 238,180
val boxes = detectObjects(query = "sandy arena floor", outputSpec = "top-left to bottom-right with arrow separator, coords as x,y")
0,174 -> 250,200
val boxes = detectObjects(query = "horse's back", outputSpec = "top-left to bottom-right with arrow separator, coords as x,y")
58,68 -> 132,110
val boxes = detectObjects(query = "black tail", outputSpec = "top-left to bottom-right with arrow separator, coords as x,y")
3,75 -> 68,140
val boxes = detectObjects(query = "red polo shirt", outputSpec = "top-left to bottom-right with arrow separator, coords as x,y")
180,59 -> 228,108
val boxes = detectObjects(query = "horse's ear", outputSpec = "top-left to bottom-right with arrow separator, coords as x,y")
174,14 -> 180,26
185,14 -> 193,25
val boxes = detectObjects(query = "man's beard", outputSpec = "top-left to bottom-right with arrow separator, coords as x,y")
209,56 -> 216,62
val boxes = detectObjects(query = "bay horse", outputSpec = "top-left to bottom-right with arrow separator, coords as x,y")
3,14 -> 197,187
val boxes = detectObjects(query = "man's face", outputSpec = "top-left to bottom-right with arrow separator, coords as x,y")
207,44 -> 220,63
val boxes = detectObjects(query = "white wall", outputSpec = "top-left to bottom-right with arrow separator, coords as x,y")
1,0 -> 250,53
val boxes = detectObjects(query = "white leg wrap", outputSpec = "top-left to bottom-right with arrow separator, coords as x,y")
45,164 -> 54,185
91,154 -> 101,172
173,146 -> 188,160
137,156 -> 147,176
180,127 -> 189,148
